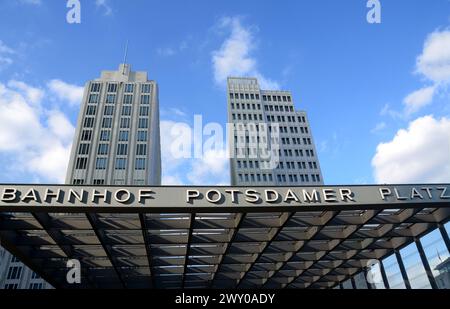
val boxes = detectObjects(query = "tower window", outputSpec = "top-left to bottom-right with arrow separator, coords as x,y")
104,106 -> 114,115
106,94 -> 116,104
122,106 -> 132,116
78,143 -> 90,155
141,84 -> 151,93
7,266 -> 22,280
107,83 -> 117,93
138,118 -> 148,129
120,118 -> 130,128
90,83 -> 101,92
135,158 -> 146,170
86,106 -> 96,115
102,117 -> 112,128
139,106 -> 149,116
141,95 -> 150,104
136,144 -> 147,156
100,130 -> 110,141
75,158 -> 87,170
88,94 -> 99,104
123,94 -> 133,104
97,143 -> 109,155
115,158 -> 127,170
118,130 -> 129,141
81,130 -> 92,141
95,158 -> 107,170
117,144 -> 128,156
137,130 -> 147,142
84,117 -> 94,128
124,84 -> 134,93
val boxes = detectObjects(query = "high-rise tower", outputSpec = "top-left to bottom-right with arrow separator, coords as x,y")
66,64 -> 161,186
227,77 -> 323,186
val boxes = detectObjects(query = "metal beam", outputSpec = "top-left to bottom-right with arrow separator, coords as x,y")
364,268 -> 373,289
2,202 -> 450,214
209,212 -> 245,288
86,214 -> 126,288
182,213 -> 195,288
32,213 -> 97,288
304,208 -> 383,289
139,213 -> 156,288
415,238 -> 438,289
238,211 -> 296,288
438,224 -> 450,253
379,259 -> 390,289
315,207 -> 427,289
273,211 -> 341,289
0,234 -> 62,289
350,277 -> 356,289
395,249 -> 411,289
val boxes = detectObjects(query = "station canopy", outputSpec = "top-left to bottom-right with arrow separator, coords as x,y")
0,184 -> 449,289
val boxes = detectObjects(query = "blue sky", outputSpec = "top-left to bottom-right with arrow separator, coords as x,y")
0,0 -> 449,185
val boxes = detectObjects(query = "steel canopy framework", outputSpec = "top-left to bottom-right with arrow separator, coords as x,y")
0,184 -> 449,289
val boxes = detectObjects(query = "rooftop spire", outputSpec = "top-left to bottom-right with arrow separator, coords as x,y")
122,40 -> 129,74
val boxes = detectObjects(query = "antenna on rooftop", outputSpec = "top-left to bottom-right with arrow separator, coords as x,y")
437,248 -> 442,263
122,40 -> 129,74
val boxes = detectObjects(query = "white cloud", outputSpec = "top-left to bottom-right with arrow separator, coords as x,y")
0,83 -> 43,151
380,29 -> 450,118
95,0 -> 112,16
8,80 -> 44,106
403,85 -> 436,115
187,149 -> 229,185
254,73 -> 280,90
372,115 -> 450,184
170,107 -> 186,117
371,122 -> 386,133
0,56 -> 13,66
160,119 -> 230,185
212,17 -> 255,82
160,120 -> 191,185
162,175 -> 184,185
47,110 -> 76,141
380,103 -> 402,119
416,29 -> 450,83
161,107 -> 188,119
157,47 -> 176,57
47,79 -> 83,106
160,120 -> 191,166
26,141 -> 72,184
16,0 -> 41,5
157,40 -> 190,57
0,40 -> 14,68
159,120 -> 194,185
0,80 -> 75,183
212,16 -> 279,89
0,40 -> 14,54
